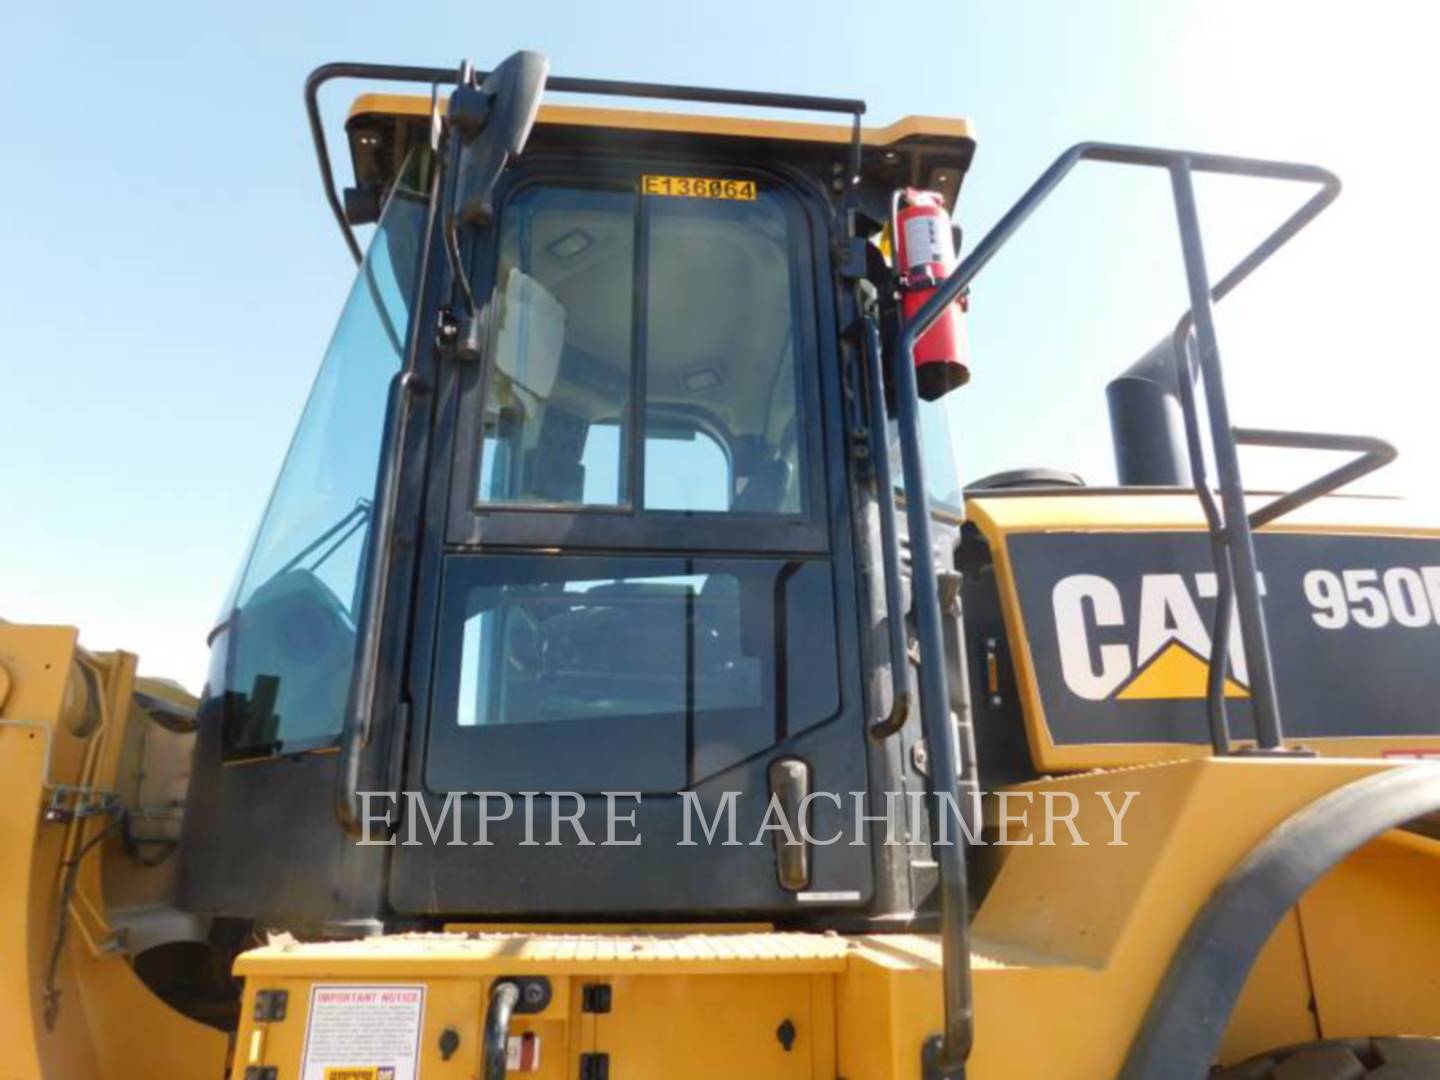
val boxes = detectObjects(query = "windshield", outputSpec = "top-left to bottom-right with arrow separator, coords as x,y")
212,150 -> 430,757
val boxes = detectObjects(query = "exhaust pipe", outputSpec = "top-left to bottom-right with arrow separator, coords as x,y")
1105,337 -> 1191,486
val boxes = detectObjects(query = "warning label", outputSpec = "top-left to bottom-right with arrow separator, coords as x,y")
903,212 -> 953,272
300,984 -> 425,1080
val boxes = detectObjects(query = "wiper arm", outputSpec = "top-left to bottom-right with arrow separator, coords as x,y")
274,498 -> 374,579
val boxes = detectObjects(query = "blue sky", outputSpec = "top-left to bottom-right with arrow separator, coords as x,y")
3,1 -> 1436,687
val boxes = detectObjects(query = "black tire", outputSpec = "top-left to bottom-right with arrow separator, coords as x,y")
1213,1037 -> 1440,1079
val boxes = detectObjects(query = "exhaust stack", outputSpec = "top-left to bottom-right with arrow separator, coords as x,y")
1106,337 -> 1190,486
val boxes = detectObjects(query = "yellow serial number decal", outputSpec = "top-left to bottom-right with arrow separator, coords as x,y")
642,175 -> 756,200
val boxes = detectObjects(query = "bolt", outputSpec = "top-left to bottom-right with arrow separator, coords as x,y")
523,982 -> 545,1006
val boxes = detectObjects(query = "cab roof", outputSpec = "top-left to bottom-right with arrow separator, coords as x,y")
344,93 -> 978,209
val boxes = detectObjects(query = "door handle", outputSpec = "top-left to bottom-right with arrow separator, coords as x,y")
768,758 -> 811,891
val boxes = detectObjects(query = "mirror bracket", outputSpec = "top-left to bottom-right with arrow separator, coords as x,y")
447,81 -> 493,142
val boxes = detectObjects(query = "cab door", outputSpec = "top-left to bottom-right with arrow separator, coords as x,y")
391,158 -> 873,916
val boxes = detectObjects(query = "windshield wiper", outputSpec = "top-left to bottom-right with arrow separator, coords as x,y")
274,498 -> 374,579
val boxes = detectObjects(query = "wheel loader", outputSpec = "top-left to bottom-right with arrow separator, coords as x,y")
4,50 -> 1440,1080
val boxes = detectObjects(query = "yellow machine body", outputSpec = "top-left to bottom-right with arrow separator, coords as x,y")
0,623 -> 227,1079
4,612 -> 1438,1078
220,757 -> 1440,1079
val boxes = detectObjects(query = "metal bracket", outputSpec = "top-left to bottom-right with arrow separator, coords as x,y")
436,303 -> 487,362
982,637 -> 1003,707
836,235 -> 870,280
922,1033 -> 966,1079
581,983 -> 612,1014
43,785 -> 120,824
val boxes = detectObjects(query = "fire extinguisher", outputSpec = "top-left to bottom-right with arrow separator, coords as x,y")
893,188 -> 970,400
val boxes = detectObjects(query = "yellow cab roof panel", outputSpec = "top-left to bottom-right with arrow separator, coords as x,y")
346,91 -> 974,147
342,92 -> 977,209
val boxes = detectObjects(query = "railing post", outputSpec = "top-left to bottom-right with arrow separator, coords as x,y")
892,322 -> 974,1079
1167,162 -> 1285,750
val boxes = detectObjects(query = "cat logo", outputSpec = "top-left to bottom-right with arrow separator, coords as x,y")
1006,529 -> 1440,753
1051,572 -> 1253,702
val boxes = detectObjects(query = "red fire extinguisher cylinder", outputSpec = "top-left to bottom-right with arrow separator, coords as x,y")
895,189 -> 970,401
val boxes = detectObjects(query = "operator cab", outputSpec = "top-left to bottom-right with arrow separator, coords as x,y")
178,60 -> 978,927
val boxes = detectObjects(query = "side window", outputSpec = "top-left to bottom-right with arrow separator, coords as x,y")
217,155 -> 429,757
477,185 -> 636,506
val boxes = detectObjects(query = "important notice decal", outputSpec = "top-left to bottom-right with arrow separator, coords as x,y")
300,985 -> 425,1080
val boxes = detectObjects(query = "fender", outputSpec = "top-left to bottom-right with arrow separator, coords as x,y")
1121,764 -> 1440,1080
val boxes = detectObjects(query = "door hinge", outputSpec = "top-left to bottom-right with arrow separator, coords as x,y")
579,1052 -> 610,1080
580,983 -> 612,1013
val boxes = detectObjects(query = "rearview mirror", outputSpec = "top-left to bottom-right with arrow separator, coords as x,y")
449,50 -> 549,226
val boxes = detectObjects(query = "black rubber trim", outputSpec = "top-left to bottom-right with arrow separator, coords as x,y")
1120,764 -> 1440,1080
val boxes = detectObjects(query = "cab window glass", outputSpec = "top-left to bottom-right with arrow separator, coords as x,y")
474,180 -> 806,516
431,555 -> 840,791
217,155 -> 429,757
477,185 -> 635,506
643,192 -> 802,514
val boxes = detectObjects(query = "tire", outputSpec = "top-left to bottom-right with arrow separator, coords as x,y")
1213,1037 -> 1440,1079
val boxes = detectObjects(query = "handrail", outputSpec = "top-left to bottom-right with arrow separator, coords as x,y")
895,141 -> 1350,1077
1234,428 -> 1397,529
1183,423 -> 1395,752
893,282 -> 975,1080
305,61 -> 865,265
861,313 -> 914,740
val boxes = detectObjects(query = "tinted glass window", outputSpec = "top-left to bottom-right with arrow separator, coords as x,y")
644,426 -> 731,512
474,180 -> 807,516
429,555 -> 840,791
577,420 -> 732,512
644,193 -> 803,514
217,155 -> 428,757
477,185 -> 635,506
